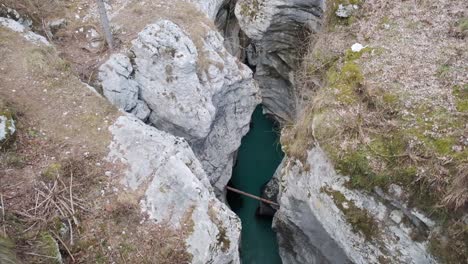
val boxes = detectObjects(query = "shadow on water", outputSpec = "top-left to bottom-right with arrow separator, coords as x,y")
227,105 -> 284,264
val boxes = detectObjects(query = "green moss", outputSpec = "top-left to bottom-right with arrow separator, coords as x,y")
382,93 -> 398,105
321,187 -> 378,240
436,64 -> 452,78
344,47 -> 372,61
369,134 -> 407,159
457,17 -> 468,32
340,62 -> 364,86
453,84 -> 468,112
432,137 -> 456,155
336,150 -> 379,190
327,61 -> 364,104
41,162 -> 62,180
38,232 -> 62,264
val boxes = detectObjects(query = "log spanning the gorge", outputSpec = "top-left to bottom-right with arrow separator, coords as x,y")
226,186 -> 279,207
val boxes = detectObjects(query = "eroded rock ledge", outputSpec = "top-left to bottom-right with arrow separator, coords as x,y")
274,149 -> 436,263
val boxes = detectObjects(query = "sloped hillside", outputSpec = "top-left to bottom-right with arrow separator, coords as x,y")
280,0 -> 467,263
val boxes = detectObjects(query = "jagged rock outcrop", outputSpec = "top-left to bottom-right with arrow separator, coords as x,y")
256,159 -> 282,217
0,17 -> 48,45
98,54 -> 151,121
99,19 -> 260,191
235,0 -> 325,122
108,115 -> 241,264
0,105 -> 15,149
274,148 -> 437,264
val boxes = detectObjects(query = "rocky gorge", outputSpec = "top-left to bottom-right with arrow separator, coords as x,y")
1,0 -> 467,263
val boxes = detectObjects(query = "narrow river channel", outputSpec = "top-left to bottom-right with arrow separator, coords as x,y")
227,105 -> 284,264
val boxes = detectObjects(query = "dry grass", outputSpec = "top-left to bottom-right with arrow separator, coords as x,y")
1,0 -> 112,84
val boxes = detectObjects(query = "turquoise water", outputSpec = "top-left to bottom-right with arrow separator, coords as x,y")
228,105 -> 284,264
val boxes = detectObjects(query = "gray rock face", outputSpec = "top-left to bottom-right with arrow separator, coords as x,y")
0,17 -> 49,45
0,111 -> 15,148
335,4 -> 356,18
257,159 -> 282,216
99,19 -> 260,191
108,115 -> 241,264
235,0 -> 325,122
99,54 -> 150,121
0,6 -> 32,28
275,148 -> 437,264
274,197 -> 350,264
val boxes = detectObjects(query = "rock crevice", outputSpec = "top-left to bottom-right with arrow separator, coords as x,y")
235,0 -> 324,122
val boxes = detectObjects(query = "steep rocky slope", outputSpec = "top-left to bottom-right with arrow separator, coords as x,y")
0,17 -> 241,263
277,0 -> 467,263
1,0 -> 466,263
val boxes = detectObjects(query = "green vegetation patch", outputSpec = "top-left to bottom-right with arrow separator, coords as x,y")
327,61 -> 364,104
453,84 -> 468,112
321,187 -> 378,240
38,232 -> 62,264
456,17 -> 468,32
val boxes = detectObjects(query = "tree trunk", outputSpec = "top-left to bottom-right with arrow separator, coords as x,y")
96,0 -> 113,50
